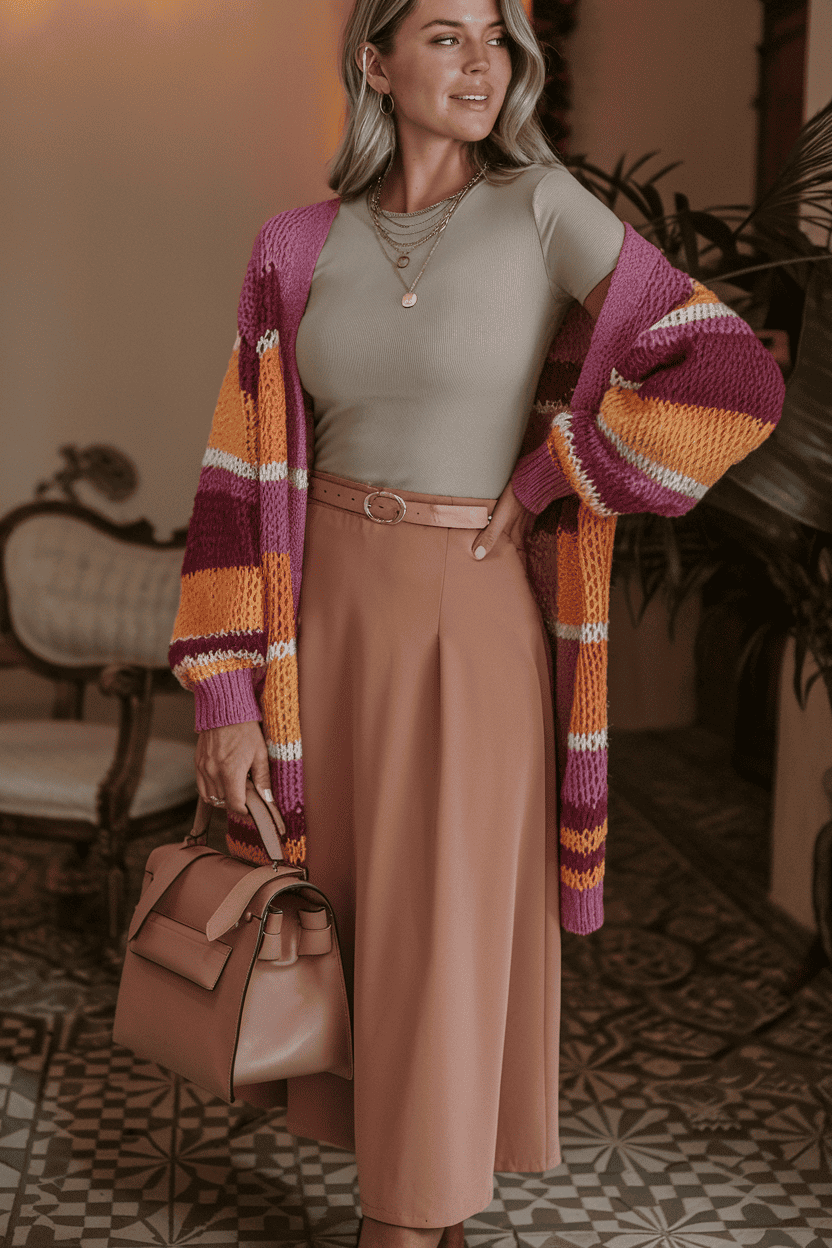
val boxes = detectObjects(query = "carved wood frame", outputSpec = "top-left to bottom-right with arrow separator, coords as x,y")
0,499 -> 195,944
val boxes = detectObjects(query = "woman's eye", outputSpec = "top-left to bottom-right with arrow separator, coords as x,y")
432,34 -> 509,46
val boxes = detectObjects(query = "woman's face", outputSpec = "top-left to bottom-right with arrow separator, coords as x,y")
361,0 -> 513,148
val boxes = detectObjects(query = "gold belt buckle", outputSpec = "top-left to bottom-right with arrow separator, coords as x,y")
363,489 -> 407,524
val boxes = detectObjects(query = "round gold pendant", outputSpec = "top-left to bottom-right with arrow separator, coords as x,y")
396,255 -> 410,269
402,292 -> 417,308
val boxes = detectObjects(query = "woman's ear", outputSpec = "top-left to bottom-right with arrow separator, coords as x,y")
356,41 -> 390,95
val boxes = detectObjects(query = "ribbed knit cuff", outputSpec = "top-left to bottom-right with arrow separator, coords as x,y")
193,668 -> 262,732
511,443 -> 573,515
560,880 -> 604,935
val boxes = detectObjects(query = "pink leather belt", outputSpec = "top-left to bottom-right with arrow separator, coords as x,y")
308,475 -> 494,530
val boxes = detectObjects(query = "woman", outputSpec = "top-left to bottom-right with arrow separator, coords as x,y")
169,0 -> 784,1243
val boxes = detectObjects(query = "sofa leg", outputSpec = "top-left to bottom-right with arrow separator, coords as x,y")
106,862 -> 125,948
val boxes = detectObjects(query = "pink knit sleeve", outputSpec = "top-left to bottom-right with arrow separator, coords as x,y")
168,332 -> 267,731
513,226 -> 785,519
511,441 -> 574,514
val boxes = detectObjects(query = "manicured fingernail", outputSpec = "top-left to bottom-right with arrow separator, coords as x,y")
474,546 -> 486,560
263,789 -> 274,803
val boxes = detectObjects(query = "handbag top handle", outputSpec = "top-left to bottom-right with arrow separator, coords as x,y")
189,780 -> 287,865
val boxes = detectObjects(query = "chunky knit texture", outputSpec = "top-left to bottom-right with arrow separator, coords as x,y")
170,206 -> 785,934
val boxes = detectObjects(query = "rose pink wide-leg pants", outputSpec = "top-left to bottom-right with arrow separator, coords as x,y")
286,470 -> 562,1227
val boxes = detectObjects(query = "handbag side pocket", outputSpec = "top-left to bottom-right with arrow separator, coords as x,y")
130,910 -> 232,989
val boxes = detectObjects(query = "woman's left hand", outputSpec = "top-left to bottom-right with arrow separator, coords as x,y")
471,477 -> 536,560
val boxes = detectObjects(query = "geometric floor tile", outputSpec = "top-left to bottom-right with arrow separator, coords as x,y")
2,728 -> 832,1245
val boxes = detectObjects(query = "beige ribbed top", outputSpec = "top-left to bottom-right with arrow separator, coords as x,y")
295,163 -> 625,498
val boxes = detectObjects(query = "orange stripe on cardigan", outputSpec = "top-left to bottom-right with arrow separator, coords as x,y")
262,658 -> 302,749
577,509 -> 616,622
260,551 -> 301,749
226,829 -> 307,868
600,391 -> 770,487
206,349 -> 259,467
684,282 -> 724,308
547,426 -> 592,504
264,552 -> 295,642
554,529 -> 583,627
568,646 -> 609,738
258,341 -> 289,464
561,822 -> 607,855
172,565 -> 265,641
561,861 -> 606,892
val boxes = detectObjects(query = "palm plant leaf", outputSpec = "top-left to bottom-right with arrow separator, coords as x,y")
623,150 -> 662,179
566,99 -> 832,291
645,160 -> 685,186
565,154 -> 671,227
722,261 -> 832,532
738,97 -> 832,237
576,107 -> 832,713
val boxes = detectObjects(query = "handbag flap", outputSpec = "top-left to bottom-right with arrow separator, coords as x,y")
152,852 -> 257,932
131,910 -> 232,988
136,843 -> 305,944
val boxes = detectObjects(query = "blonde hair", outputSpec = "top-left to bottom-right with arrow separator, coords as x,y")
328,0 -> 562,200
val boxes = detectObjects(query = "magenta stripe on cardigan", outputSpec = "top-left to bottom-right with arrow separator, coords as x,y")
196,465 -> 259,501
631,332 -> 787,422
181,490 -> 260,574
258,479 -> 294,553
241,200 -> 340,620
559,842 -> 605,874
560,793 -> 607,831
169,631 -> 267,665
564,417 -> 708,515
561,742 -> 609,792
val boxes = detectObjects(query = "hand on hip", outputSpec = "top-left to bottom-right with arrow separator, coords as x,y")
471,477 -> 535,561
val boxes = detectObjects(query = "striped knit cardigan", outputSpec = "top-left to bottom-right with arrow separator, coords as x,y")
169,199 -> 785,935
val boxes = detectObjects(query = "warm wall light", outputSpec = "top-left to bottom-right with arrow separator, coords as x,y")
1,0 -> 210,32
4,0 -> 531,33
0,0 -> 57,31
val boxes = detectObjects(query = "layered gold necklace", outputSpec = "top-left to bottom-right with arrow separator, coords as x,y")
367,160 -> 488,307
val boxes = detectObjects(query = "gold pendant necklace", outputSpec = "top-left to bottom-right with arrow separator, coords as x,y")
368,162 -> 488,307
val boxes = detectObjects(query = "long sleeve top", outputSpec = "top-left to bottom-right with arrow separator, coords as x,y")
169,195 -> 785,935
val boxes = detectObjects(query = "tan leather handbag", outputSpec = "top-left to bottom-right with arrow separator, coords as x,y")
113,782 -> 353,1107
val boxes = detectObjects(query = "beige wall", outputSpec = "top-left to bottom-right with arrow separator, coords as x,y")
771,640 -> 830,932
1,0 -> 346,538
3,0 -> 759,540
567,0 -> 762,216
803,0 -> 832,247
806,0 -> 832,121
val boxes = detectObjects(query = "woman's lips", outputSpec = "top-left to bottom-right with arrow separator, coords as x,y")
450,96 -> 490,109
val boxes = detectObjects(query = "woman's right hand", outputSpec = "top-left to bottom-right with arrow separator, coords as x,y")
195,721 -> 272,817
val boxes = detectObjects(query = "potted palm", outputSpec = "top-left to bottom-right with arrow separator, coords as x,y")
560,99 -> 832,676
561,99 -> 832,955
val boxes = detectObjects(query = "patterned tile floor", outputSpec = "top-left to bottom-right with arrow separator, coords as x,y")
2,729 -> 832,1246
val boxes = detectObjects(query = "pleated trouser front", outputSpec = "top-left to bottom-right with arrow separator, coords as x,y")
286,470 -> 562,1227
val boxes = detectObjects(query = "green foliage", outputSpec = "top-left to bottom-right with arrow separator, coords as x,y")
564,97 -> 832,295
580,99 -> 832,707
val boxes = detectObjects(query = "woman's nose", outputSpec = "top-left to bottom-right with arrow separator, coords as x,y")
463,47 -> 490,73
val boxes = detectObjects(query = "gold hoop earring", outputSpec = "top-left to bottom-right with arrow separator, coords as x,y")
379,93 -> 394,116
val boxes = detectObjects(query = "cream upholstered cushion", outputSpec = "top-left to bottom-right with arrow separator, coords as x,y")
3,514 -> 183,669
0,722 -> 196,822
